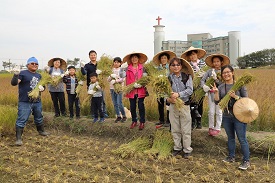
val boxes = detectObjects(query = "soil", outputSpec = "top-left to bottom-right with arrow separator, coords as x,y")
0,113 -> 274,183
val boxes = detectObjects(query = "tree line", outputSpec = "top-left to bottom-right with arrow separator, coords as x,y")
237,48 -> 275,68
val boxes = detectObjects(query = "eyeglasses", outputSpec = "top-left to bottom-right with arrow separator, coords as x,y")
222,71 -> 232,75
30,63 -> 38,66
171,64 -> 181,67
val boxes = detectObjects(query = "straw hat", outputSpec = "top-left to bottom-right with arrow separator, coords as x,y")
48,58 -> 67,71
180,46 -> 206,61
170,58 -> 194,78
205,54 -> 230,68
153,50 -> 176,66
233,97 -> 259,123
122,52 -> 148,65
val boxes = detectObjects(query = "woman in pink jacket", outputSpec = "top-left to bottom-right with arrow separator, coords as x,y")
120,52 -> 148,130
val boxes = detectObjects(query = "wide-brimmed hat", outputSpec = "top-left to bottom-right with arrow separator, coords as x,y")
205,54 -> 230,68
122,52 -> 148,65
153,50 -> 176,66
180,46 -> 206,61
48,58 -> 67,71
170,58 -> 194,78
233,97 -> 259,123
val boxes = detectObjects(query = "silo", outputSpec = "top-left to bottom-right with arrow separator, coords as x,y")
228,31 -> 241,66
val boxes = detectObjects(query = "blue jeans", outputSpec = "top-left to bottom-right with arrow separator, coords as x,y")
110,89 -> 126,117
129,95 -> 145,123
223,115 -> 250,161
16,102 -> 43,128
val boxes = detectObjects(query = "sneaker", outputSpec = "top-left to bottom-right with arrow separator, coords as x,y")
211,130 -> 220,136
93,118 -> 98,123
139,123 -> 145,130
238,161 -> 250,170
121,117 -> 127,122
115,117 -> 122,123
130,122 -> 138,129
172,150 -> 182,156
163,123 -> 170,127
222,157 -> 235,163
99,118 -> 105,123
155,121 -> 164,125
208,128 -> 214,136
183,153 -> 191,159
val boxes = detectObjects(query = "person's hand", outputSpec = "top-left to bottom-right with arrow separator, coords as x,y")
44,66 -> 50,73
211,69 -> 217,80
167,97 -> 176,104
211,83 -> 218,93
171,92 -> 179,99
115,79 -> 120,83
121,62 -> 128,69
133,83 -> 142,88
96,69 -> 102,75
96,85 -> 101,90
13,65 -> 21,75
228,90 -> 238,99
38,85 -> 45,92
203,85 -> 211,92
80,61 -> 86,67
111,74 -> 118,79
142,73 -> 148,77
78,80 -> 83,85
60,74 -> 65,77
88,90 -> 95,95
64,70 -> 69,76
110,80 -> 116,85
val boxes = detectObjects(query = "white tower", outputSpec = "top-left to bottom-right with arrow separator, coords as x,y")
153,16 -> 165,55
228,31 -> 241,66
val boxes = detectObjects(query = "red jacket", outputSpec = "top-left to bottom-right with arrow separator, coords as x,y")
125,64 -> 147,99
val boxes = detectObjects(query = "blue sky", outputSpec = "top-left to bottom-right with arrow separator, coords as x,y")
0,0 -> 274,69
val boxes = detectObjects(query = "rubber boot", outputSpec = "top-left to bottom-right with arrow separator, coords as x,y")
36,124 -> 49,136
15,127 -> 24,146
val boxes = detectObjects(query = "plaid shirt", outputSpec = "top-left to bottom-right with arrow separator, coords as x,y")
63,75 -> 79,94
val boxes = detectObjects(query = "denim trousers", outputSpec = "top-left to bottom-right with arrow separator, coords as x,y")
129,95 -> 145,123
16,102 -> 43,128
110,89 -> 126,117
223,115 -> 250,161
67,94 -> 80,118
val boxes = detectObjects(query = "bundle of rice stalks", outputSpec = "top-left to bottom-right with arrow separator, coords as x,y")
193,66 -> 211,89
28,72 -> 51,99
143,62 -> 159,76
75,84 -> 83,98
145,130 -> 173,159
75,69 -> 86,81
112,137 -> 151,158
113,83 -> 123,94
219,73 -> 255,110
191,76 -> 216,103
96,54 -> 113,76
50,75 -> 62,87
123,76 -> 151,94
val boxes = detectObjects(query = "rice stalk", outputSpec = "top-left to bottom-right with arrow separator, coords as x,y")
75,84 -> 83,98
97,54 -> 113,76
75,69 -> 86,81
28,72 -> 52,99
113,83 -> 123,94
50,75 -> 62,87
193,66 -> 211,89
143,62 -> 159,76
123,76 -> 151,94
219,73 -> 255,110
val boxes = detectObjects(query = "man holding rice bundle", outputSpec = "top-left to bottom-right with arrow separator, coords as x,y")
166,57 -> 194,158
11,57 -> 49,146
152,50 -> 176,129
181,46 -> 206,130
201,54 -> 230,136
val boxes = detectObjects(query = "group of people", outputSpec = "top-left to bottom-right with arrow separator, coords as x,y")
11,47 -> 250,170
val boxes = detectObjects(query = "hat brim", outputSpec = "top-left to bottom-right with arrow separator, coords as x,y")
122,53 -> 148,65
233,97 -> 259,123
170,58 -> 194,78
48,58 -> 67,71
180,47 -> 206,61
205,54 -> 230,68
153,50 -> 176,66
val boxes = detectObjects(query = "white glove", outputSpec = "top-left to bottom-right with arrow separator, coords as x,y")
96,85 -> 101,90
111,74 -> 118,79
134,83 -> 142,88
203,85 -> 211,92
110,80 -> 116,85
211,69 -> 217,80
88,90 -> 95,95
13,65 -> 21,75
60,74 -> 65,77
38,85 -> 45,92
64,70 -> 69,76
96,69 -> 102,75
78,80 -> 83,85
142,73 -> 148,77
121,62 -> 128,69
158,74 -> 164,78
44,66 -> 50,73
80,61 -> 86,67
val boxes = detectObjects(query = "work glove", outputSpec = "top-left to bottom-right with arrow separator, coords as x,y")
60,74 -> 65,77
13,65 -> 21,75
203,85 -> 211,93
64,70 -> 69,76
110,80 -> 116,85
38,85 -> 45,92
121,62 -> 128,69
80,61 -> 86,67
44,66 -> 50,73
88,90 -> 95,95
96,69 -> 102,75
96,85 -> 101,90
111,74 -> 118,79
211,69 -> 217,80
78,80 -> 83,85
133,83 -> 142,88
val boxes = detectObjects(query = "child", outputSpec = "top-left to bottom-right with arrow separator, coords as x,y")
88,72 -> 104,123
107,57 -> 127,123
63,66 -> 82,119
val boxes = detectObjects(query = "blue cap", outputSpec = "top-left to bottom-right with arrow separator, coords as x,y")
27,57 -> 39,65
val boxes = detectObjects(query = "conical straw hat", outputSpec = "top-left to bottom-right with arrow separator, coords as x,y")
204,54 -> 230,68
122,52 -> 148,65
153,50 -> 176,66
48,57 -> 67,71
233,97 -> 259,123
180,46 -> 206,61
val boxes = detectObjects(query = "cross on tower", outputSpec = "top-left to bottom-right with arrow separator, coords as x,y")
156,16 -> 162,25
